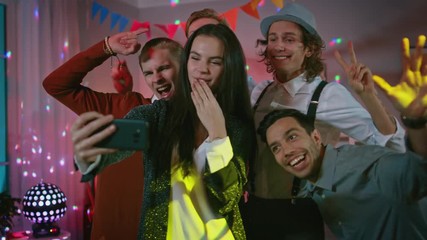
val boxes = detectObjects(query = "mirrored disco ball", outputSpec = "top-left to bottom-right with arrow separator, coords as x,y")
22,181 -> 67,224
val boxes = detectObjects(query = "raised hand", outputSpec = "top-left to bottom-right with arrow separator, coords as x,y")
372,35 -> 427,117
190,80 -> 226,141
108,28 -> 148,55
334,41 -> 376,95
71,112 -> 117,164
335,40 -> 398,135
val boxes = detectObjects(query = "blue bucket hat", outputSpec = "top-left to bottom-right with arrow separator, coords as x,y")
260,3 -> 319,38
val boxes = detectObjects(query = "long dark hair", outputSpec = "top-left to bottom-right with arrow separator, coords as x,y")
156,24 -> 254,176
256,23 -> 325,82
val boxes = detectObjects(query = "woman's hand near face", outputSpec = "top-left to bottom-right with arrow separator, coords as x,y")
71,112 -> 117,164
190,80 -> 227,141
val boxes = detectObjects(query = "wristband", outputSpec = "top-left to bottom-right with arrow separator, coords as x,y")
103,36 -> 116,56
400,115 -> 427,129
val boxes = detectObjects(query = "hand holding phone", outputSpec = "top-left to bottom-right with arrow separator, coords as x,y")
94,119 -> 149,151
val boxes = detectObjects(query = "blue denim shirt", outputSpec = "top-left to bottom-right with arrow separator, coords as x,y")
302,145 -> 427,240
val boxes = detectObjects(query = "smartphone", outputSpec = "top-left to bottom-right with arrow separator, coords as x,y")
94,119 -> 149,151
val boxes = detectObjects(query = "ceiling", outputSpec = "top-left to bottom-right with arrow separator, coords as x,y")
117,0 -> 229,9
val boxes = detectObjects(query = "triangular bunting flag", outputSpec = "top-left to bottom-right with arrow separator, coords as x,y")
155,24 -> 180,39
271,0 -> 284,9
220,8 -> 239,31
131,21 -> 151,39
99,6 -> 109,24
91,2 -> 102,20
180,22 -> 187,35
166,24 -> 179,39
250,0 -> 262,9
118,17 -> 129,32
110,12 -> 121,30
154,24 -> 168,34
240,1 -> 260,19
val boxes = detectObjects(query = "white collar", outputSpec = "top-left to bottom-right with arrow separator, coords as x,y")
277,73 -> 322,97
151,95 -> 158,103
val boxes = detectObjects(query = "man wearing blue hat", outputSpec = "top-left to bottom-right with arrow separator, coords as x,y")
243,3 -> 406,239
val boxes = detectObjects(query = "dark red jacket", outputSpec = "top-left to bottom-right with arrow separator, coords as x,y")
43,41 -> 150,240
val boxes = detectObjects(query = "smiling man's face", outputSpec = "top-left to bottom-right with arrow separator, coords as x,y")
266,116 -> 323,182
266,21 -> 312,81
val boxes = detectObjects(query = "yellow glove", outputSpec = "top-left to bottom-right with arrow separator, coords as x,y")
373,35 -> 427,115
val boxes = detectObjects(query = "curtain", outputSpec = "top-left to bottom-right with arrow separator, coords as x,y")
7,0 -> 84,238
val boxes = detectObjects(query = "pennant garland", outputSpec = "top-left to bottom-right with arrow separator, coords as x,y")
240,1 -> 260,20
130,21 -> 151,39
99,7 -> 109,24
118,17 -> 129,32
155,24 -> 180,39
90,0 -> 284,37
91,2 -> 101,20
220,8 -> 239,31
179,22 -> 187,34
250,0 -> 262,9
271,0 -> 284,9
110,12 -> 121,30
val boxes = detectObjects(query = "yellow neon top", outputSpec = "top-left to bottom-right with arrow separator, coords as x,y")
166,137 -> 235,240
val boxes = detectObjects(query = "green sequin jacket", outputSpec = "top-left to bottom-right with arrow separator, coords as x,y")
81,99 -> 255,239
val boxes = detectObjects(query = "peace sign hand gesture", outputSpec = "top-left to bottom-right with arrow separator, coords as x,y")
334,41 -> 376,95
335,40 -> 398,135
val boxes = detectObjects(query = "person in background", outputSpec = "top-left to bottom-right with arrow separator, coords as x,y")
242,3 -> 406,239
185,8 -> 257,96
373,35 -> 427,224
43,7 -> 230,238
43,29 -> 183,239
139,37 -> 182,101
185,8 -> 228,37
257,108 -> 427,240
373,34 -> 427,157
71,24 -> 256,239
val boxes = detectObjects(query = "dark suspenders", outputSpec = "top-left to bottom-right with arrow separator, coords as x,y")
253,81 -> 274,111
307,80 -> 328,119
253,80 -> 328,113
291,80 -> 328,204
